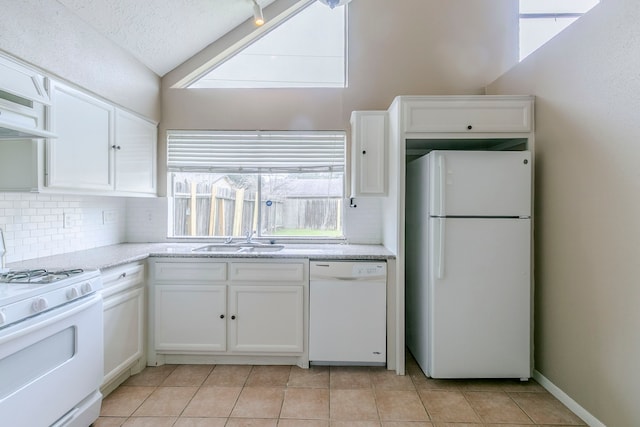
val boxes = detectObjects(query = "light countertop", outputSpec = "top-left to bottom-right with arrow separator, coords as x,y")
7,243 -> 396,271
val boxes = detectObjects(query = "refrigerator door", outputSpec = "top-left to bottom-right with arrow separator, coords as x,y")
429,151 -> 531,217
428,217 -> 531,378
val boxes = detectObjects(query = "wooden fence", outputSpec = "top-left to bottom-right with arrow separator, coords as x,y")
173,181 -> 340,237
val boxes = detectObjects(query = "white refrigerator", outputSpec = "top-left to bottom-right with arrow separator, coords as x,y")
406,150 -> 532,379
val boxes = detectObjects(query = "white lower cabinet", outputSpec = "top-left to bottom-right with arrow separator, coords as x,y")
229,285 -> 304,353
100,262 -> 146,395
149,258 -> 308,366
155,284 -> 227,352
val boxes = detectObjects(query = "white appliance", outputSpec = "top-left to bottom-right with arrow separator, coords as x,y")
0,269 -> 104,426
309,261 -> 386,365
406,150 -> 531,379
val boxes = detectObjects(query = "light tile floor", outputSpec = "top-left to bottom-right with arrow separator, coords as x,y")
96,355 -> 587,427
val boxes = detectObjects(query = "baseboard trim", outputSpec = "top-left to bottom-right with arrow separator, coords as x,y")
533,370 -> 606,427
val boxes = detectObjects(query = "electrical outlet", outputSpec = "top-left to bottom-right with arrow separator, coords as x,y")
63,213 -> 75,229
102,210 -> 117,224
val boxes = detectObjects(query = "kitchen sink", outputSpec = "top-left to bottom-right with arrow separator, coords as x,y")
192,243 -> 285,253
237,244 -> 285,252
192,244 -> 242,253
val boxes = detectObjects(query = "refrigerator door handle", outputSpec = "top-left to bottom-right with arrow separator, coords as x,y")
436,218 -> 445,279
438,154 -> 446,216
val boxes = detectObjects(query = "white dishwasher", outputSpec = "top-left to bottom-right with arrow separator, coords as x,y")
309,261 -> 386,365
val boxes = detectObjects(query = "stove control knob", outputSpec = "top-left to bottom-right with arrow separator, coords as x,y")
80,282 -> 93,295
0,309 -> 6,325
32,298 -> 48,313
67,287 -> 80,300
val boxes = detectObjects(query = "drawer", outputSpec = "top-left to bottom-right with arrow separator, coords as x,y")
403,98 -> 532,133
153,261 -> 227,282
230,262 -> 305,282
100,263 -> 145,299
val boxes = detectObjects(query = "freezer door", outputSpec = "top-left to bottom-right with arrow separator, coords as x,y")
429,151 -> 531,217
428,217 -> 531,378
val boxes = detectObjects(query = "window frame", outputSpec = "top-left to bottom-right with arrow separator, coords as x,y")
166,130 -> 347,242
519,1 -> 599,60
186,2 -> 348,89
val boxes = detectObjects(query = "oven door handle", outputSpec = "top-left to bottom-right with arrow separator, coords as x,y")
0,294 -> 102,344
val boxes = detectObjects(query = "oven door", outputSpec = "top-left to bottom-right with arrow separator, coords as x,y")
0,294 -> 103,426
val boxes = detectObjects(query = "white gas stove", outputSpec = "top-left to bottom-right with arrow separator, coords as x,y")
0,268 -> 102,329
0,268 -> 104,427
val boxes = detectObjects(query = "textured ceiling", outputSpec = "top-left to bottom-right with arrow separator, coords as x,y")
56,0 -> 277,76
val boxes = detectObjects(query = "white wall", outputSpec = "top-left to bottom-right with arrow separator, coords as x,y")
0,0 -> 160,120
159,0 -> 519,195
486,0 -> 640,425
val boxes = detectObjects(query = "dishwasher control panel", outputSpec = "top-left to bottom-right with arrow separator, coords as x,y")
352,263 -> 385,277
310,261 -> 386,281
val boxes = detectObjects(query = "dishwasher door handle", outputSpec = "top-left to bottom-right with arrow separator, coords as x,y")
310,276 -> 386,282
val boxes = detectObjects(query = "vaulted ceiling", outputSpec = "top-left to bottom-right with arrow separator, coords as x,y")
55,0 -> 278,76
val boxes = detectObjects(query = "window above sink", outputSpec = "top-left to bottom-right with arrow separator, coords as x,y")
167,130 -> 346,241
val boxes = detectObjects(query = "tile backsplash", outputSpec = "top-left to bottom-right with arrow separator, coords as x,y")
0,193 -> 126,263
0,193 -> 383,263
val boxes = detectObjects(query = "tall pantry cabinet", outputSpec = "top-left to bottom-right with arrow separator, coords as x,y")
353,95 -> 535,375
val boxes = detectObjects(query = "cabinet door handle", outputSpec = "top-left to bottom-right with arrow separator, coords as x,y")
111,145 -> 122,150
362,150 -> 367,155
220,314 -> 225,319
467,125 -> 473,130
231,315 -> 236,320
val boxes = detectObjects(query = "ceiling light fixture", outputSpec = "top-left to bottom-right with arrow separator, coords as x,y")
252,0 -> 264,26
318,0 -> 352,9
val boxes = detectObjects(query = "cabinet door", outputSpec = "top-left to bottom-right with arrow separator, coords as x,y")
350,111 -> 387,196
103,287 -> 144,385
228,285 -> 303,353
403,97 -> 532,133
114,109 -> 157,194
155,284 -> 227,352
48,82 -> 114,191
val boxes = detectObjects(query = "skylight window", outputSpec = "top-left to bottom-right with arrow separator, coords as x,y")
519,0 -> 599,60
189,2 -> 346,89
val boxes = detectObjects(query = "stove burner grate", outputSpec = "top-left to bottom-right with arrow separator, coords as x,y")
0,268 -> 85,283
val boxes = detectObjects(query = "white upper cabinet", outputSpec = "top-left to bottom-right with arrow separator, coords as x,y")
48,81 -> 115,191
47,80 -> 157,196
114,108 -> 157,194
350,111 -> 388,197
402,96 -> 533,134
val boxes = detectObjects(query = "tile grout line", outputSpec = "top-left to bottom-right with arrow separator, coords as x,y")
501,388 -> 537,425
411,372 -> 435,423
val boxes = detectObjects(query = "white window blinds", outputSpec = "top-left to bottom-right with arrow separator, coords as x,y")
167,130 -> 345,173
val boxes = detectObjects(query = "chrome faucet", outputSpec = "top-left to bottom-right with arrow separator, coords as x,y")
0,228 -> 6,270
224,236 -> 234,244
245,230 -> 255,243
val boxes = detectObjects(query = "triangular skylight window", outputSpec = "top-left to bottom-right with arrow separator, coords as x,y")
519,0 -> 599,60
189,2 -> 346,89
